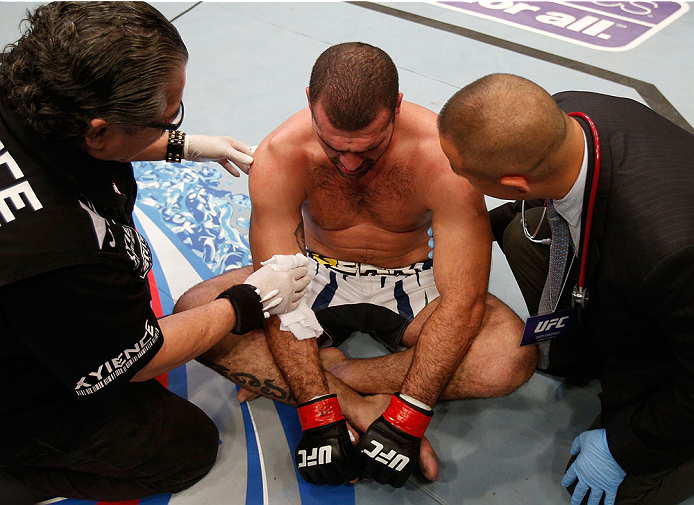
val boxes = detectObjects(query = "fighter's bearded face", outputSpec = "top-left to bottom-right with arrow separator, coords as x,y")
311,102 -> 395,180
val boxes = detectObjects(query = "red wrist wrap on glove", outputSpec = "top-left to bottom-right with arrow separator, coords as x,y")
383,394 -> 433,438
297,394 -> 344,431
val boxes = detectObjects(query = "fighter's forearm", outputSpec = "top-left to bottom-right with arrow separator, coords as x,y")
400,298 -> 485,406
264,316 -> 329,404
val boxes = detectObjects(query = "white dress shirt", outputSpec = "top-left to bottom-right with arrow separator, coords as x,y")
553,129 -> 588,255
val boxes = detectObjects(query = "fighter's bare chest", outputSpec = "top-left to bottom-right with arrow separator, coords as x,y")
305,166 -> 423,231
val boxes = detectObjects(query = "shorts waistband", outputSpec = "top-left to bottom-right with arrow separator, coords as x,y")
308,250 -> 432,276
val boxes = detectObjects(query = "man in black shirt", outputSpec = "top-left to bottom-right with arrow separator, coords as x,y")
0,2 -> 310,503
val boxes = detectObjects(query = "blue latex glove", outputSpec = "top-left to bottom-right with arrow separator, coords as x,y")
561,429 -> 627,505
427,226 -> 434,259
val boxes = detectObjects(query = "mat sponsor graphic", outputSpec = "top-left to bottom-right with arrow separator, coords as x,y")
435,1 -> 689,51
134,161 -> 252,275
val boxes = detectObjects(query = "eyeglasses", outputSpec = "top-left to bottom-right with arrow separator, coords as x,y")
146,101 -> 184,131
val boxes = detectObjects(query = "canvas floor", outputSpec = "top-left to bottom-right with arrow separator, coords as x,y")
1,1 -> 693,504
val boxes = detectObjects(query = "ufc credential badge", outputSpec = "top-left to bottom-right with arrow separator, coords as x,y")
521,308 -> 578,347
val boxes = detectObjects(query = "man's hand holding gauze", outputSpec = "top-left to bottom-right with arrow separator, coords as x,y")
244,257 -> 311,318
260,254 -> 323,340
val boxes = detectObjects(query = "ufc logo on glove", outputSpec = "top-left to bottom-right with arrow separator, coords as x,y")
361,440 -> 410,471
356,393 -> 434,487
294,394 -> 359,485
297,446 -> 332,468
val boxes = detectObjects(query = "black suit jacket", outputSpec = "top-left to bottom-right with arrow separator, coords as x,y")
552,91 -> 694,474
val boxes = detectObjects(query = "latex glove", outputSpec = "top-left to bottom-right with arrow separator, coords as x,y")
427,226 -> 434,260
243,264 -> 311,317
184,135 -> 254,176
561,429 -> 626,505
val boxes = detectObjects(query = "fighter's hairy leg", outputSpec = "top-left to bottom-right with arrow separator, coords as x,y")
204,336 -> 438,480
323,294 -> 537,399
174,267 -> 381,415
175,270 -> 439,480
196,330 -> 392,430
320,349 -> 439,480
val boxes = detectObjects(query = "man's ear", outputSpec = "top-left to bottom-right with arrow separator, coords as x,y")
306,87 -> 311,111
82,118 -> 111,158
500,175 -> 531,195
394,92 -> 403,117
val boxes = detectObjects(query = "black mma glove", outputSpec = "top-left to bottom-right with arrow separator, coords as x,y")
356,392 -> 433,488
295,394 -> 358,485
216,284 -> 264,335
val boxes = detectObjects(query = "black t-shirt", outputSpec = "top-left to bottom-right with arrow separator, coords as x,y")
0,96 -> 163,455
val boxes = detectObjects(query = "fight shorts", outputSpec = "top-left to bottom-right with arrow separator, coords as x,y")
306,251 -> 439,352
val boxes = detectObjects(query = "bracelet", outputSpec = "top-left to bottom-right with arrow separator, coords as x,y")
216,284 -> 264,335
166,130 -> 186,163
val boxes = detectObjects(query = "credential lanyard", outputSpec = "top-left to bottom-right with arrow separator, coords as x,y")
568,111 -> 600,310
520,112 -> 600,347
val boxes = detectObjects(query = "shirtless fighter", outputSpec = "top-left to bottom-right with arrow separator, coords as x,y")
175,43 -> 536,487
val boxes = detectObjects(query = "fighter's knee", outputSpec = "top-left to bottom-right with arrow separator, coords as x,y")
510,346 -> 538,389
172,289 -> 194,314
481,354 -> 536,398
172,280 -> 206,314
502,339 -> 538,394
481,296 -> 536,396
484,294 -> 523,333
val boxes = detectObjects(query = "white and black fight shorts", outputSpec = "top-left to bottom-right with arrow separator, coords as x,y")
306,251 -> 440,352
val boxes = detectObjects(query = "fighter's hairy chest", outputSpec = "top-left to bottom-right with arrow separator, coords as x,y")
304,164 -> 426,230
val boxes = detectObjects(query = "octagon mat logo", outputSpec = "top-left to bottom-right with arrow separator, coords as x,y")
434,1 -> 689,51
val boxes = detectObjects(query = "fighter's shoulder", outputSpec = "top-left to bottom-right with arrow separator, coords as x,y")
400,102 -> 443,147
400,101 -> 439,129
399,103 -> 479,201
398,101 -> 451,172
255,108 -> 316,171
248,109 -> 314,204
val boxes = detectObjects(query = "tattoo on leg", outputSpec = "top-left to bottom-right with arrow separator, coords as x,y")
196,358 -> 296,404
294,221 -> 306,252
255,377 -> 296,404
229,372 -> 261,388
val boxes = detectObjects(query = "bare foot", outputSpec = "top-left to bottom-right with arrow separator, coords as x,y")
320,346 -> 348,370
419,436 -> 439,481
237,387 -> 260,403
343,393 -> 391,434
